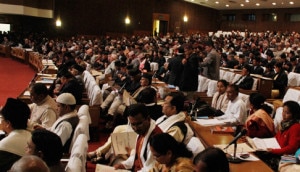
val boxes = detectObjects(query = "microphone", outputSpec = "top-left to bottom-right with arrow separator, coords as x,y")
190,97 -> 200,115
224,129 -> 247,150
40,65 -> 49,74
190,97 -> 200,121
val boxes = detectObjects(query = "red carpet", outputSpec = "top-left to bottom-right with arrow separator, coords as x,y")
0,56 -> 110,172
0,57 -> 35,106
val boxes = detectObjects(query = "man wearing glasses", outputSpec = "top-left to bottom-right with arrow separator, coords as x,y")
114,103 -> 162,172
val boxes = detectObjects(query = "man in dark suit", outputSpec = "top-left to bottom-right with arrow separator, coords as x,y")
234,64 -> 254,90
179,44 -> 199,100
251,57 -> 264,75
234,54 -> 248,69
290,56 -> 300,73
167,46 -> 184,87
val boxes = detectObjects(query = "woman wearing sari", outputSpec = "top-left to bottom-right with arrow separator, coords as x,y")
245,93 -> 275,138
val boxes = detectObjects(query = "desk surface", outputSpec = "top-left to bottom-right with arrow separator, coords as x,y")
188,119 -> 273,172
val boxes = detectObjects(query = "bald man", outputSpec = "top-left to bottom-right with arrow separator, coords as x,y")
10,155 -> 49,172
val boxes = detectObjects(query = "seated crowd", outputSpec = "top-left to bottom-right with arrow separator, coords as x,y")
1,30 -> 300,171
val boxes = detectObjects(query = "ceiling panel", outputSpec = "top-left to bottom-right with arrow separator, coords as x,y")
185,0 -> 300,10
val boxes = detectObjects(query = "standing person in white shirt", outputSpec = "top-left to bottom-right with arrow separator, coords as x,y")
216,84 -> 247,125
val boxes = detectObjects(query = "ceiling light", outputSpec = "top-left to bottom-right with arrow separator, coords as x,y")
226,4 -> 229,7
241,4 -> 244,6
272,2 -> 276,5
256,3 -> 260,6
245,0 -> 250,3
215,1 -> 219,4
289,2 -> 294,5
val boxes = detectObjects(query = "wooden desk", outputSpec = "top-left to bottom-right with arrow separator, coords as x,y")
188,119 -> 273,172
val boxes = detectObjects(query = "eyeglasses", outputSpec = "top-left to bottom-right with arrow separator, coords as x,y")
129,121 -> 144,127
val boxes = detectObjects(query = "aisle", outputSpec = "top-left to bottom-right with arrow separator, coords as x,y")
0,57 -> 35,106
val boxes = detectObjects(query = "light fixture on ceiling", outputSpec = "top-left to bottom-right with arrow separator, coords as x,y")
125,16 -> 130,24
56,18 -> 61,27
272,2 -> 276,6
183,15 -> 188,22
256,3 -> 260,6
226,4 -> 229,7
289,2 -> 294,5
215,1 -> 219,4
245,0 -> 249,3
240,4 -> 244,6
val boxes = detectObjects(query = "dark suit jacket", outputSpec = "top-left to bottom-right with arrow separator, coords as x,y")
251,65 -> 264,75
273,70 -> 288,98
180,53 -> 199,91
167,54 -> 183,86
234,75 -> 254,90
59,78 -> 83,104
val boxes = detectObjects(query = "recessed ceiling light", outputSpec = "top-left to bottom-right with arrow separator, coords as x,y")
226,4 -> 229,7
215,1 -> 219,4
245,0 -> 250,3
289,2 -> 294,5
241,4 -> 244,6
272,2 -> 276,5
256,3 -> 260,6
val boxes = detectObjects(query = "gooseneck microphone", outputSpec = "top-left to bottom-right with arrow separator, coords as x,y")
224,129 -> 247,150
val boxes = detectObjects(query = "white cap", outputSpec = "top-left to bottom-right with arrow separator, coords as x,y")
56,93 -> 76,105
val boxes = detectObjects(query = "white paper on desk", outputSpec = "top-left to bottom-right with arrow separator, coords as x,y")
95,164 -> 130,172
214,143 -> 255,154
42,59 -> 53,64
37,73 -> 52,77
35,80 -> 54,84
40,76 -> 56,80
196,118 -> 225,126
23,91 -> 30,96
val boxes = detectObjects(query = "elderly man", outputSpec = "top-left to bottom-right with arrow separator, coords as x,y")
233,64 -> 254,90
200,40 -> 220,80
96,52 -> 118,85
28,83 -> 58,130
156,91 -> 194,144
216,84 -> 247,125
9,155 -> 49,172
50,93 -> 79,153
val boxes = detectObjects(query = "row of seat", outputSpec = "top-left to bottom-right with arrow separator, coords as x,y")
65,105 -> 91,172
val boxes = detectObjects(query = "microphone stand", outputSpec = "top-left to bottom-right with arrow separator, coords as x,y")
226,141 -> 242,163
